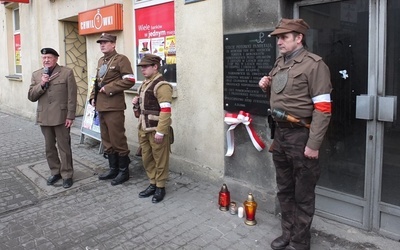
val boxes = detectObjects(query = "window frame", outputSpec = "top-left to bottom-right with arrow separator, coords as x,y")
13,7 -> 22,74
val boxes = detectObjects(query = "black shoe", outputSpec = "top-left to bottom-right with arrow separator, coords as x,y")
271,236 -> 290,250
47,174 -> 62,186
139,184 -> 156,198
285,241 -> 309,250
152,187 -> 166,203
99,170 -> 119,180
99,153 -> 119,180
111,155 -> 130,186
111,172 -> 129,186
63,178 -> 73,189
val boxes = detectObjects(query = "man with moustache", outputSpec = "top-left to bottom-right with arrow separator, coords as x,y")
28,48 -> 77,189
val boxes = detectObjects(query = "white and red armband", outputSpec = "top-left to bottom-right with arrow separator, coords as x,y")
312,93 -> 331,113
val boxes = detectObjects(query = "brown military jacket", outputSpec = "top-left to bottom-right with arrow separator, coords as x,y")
90,50 -> 135,111
137,73 -> 172,135
269,48 -> 332,150
28,64 -> 77,126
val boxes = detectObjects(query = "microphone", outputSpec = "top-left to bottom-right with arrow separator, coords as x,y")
43,67 -> 50,89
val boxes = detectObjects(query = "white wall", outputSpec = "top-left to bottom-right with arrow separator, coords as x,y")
172,0 -> 225,179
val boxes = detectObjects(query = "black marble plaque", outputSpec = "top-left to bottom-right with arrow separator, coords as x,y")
224,31 -> 276,116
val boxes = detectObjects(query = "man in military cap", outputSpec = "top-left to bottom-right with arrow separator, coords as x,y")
259,19 -> 332,250
89,33 -> 135,186
132,54 -> 173,203
28,47 -> 77,189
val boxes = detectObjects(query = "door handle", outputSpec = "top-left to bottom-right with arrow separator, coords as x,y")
356,95 -> 375,120
377,96 -> 397,122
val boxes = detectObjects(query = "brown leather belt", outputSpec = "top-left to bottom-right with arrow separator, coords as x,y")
275,117 -> 312,128
275,122 -> 303,128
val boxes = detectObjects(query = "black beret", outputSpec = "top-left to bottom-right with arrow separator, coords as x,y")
138,54 -> 162,66
40,48 -> 59,57
96,33 -> 117,43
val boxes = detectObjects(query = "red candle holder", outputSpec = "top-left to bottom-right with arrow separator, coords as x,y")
218,184 -> 230,211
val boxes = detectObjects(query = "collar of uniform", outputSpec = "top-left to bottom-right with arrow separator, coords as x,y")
102,50 -> 118,61
143,72 -> 162,84
278,48 -> 307,68
50,64 -> 61,75
284,47 -> 305,63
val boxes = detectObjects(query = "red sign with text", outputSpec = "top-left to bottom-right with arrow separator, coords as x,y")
1,0 -> 29,3
78,4 -> 123,35
135,2 -> 175,64
14,33 -> 21,65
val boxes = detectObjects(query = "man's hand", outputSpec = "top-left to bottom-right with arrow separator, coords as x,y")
132,96 -> 139,105
259,75 -> 272,92
304,146 -> 319,159
41,73 -> 49,88
65,119 -> 73,128
154,133 -> 164,144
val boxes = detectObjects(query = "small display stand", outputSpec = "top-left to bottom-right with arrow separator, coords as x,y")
80,102 -> 103,154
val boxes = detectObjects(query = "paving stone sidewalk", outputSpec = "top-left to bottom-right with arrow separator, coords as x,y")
0,110 -> 399,250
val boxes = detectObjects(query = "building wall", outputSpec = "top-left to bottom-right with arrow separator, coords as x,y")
172,1 -> 225,180
0,0 -> 293,213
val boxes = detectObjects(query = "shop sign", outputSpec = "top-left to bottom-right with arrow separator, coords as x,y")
78,3 -> 123,35
1,0 -> 30,3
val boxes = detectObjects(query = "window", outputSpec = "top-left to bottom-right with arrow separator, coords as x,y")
13,8 -> 22,74
134,0 -> 176,83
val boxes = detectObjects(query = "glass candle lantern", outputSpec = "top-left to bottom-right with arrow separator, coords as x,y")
218,183 -> 230,211
243,193 -> 257,225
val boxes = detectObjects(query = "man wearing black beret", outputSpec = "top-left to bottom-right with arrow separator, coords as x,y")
28,47 -> 77,189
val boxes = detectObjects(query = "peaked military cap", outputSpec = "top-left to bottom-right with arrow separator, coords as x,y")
96,33 -> 117,43
138,54 -> 162,66
40,48 -> 59,57
269,18 -> 310,36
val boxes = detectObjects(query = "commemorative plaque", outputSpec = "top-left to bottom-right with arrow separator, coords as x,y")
224,31 -> 276,115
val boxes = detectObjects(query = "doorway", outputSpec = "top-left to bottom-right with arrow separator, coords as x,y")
295,0 -> 400,240
64,21 -> 88,116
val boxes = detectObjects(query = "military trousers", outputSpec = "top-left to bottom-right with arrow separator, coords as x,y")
271,126 -> 321,250
138,129 -> 170,188
40,124 -> 73,179
99,110 -> 130,156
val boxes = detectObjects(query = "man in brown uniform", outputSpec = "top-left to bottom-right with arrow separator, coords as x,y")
28,48 -> 77,189
259,19 -> 332,250
89,33 -> 136,186
132,54 -> 173,203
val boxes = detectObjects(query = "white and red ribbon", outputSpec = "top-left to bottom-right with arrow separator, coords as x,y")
224,110 -> 266,156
